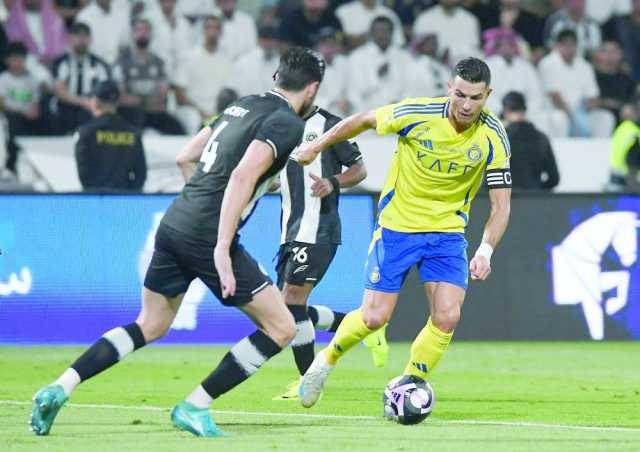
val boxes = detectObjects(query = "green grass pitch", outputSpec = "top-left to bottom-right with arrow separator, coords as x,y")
1,342 -> 639,451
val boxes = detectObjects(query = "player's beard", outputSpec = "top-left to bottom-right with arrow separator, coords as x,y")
301,92 -> 318,114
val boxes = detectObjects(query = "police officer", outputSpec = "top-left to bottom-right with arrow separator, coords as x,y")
74,80 -> 147,192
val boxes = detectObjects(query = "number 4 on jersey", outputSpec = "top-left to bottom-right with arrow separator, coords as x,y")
200,121 -> 229,172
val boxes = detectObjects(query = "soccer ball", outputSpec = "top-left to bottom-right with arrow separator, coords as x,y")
383,375 -> 435,425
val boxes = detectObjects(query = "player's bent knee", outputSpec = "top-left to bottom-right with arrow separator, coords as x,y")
137,318 -> 171,342
432,305 -> 460,333
362,311 -> 387,331
265,317 -> 296,347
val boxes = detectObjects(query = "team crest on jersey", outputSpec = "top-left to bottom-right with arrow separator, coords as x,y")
305,132 -> 318,142
467,144 -> 483,162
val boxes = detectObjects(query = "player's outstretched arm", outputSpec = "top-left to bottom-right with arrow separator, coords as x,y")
214,139 -> 274,298
469,187 -> 511,281
175,126 -> 213,182
297,110 -> 377,165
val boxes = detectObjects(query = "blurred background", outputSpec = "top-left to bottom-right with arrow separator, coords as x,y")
1,0 -> 639,344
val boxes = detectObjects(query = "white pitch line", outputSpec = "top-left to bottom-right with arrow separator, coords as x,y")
2,400 -> 639,434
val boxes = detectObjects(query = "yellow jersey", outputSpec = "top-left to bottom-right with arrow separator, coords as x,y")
374,97 -> 511,233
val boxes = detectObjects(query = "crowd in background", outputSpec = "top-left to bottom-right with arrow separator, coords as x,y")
0,0 -> 638,191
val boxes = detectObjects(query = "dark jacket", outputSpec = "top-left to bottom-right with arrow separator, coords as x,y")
505,120 -> 559,190
75,113 -> 146,191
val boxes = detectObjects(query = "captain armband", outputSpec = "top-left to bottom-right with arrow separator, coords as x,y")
485,168 -> 512,189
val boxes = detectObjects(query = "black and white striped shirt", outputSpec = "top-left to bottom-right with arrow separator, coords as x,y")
280,108 -> 362,245
52,52 -> 111,98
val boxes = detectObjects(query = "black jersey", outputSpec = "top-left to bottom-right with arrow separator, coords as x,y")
279,107 -> 362,245
162,90 -> 305,241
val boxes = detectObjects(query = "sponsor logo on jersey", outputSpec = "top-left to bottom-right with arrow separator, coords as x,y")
305,132 -> 318,142
224,106 -> 249,118
293,265 -> 309,274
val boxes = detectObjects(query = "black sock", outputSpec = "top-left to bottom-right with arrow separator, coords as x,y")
308,305 -> 346,333
71,323 -> 146,381
288,305 -> 315,375
201,330 -> 281,399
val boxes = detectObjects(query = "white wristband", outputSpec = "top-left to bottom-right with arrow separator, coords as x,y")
474,243 -> 494,261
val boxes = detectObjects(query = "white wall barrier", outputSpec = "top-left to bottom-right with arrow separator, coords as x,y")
18,134 -> 611,193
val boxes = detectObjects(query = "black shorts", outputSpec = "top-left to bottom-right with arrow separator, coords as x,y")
144,222 -> 272,306
276,241 -> 338,289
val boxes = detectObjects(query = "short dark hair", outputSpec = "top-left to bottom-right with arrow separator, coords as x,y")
502,91 -> 527,112
70,21 -> 91,35
6,41 -> 28,58
371,15 -> 394,32
275,47 -> 325,91
556,28 -> 577,44
454,57 -> 491,86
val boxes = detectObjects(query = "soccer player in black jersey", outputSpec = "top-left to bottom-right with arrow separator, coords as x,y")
273,105 -> 389,400
29,48 -> 325,438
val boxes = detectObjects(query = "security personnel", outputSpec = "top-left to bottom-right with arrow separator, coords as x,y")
608,101 -> 640,193
74,80 -> 147,192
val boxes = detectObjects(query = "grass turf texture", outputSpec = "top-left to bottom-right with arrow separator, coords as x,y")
1,343 -> 639,452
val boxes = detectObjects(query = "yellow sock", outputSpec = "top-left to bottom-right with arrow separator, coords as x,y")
325,309 -> 373,365
403,317 -> 453,379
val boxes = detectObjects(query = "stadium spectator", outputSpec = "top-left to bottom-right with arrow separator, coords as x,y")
6,0 -> 67,65
406,33 -> 449,98
217,0 -> 258,61
0,42 -> 43,136
463,0 -> 500,32
614,0 -> 640,81
538,29 -> 615,137
335,0 -> 404,50
215,87 -> 237,114
413,0 -> 481,63
607,100 -> 640,192
226,24 -> 280,98
175,15 -> 232,133
484,28 -> 548,132
55,0 -> 90,29
585,0 -> 631,25
502,91 -> 559,191
497,0 -> 545,57
593,40 -> 637,124
384,0 -> 434,43
76,0 -> 130,64
145,0 -> 193,80
313,26 -> 349,116
113,18 -> 185,135
543,0 -> 601,57
51,22 -> 110,134
346,16 -> 409,112
279,0 -> 343,48
75,80 -> 147,192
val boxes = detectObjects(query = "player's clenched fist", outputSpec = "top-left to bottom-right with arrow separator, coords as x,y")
469,255 -> 491,280
295,142 -> 320,165
214,246 -> 236,298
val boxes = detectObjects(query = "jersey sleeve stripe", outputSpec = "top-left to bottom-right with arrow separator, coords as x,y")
481,113 -> 511,155
480,113 -> 511,158
394,106 -> 444,118
265,138 -> 278,159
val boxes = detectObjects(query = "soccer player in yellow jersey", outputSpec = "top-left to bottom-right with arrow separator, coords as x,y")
295,57 -> 512,408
